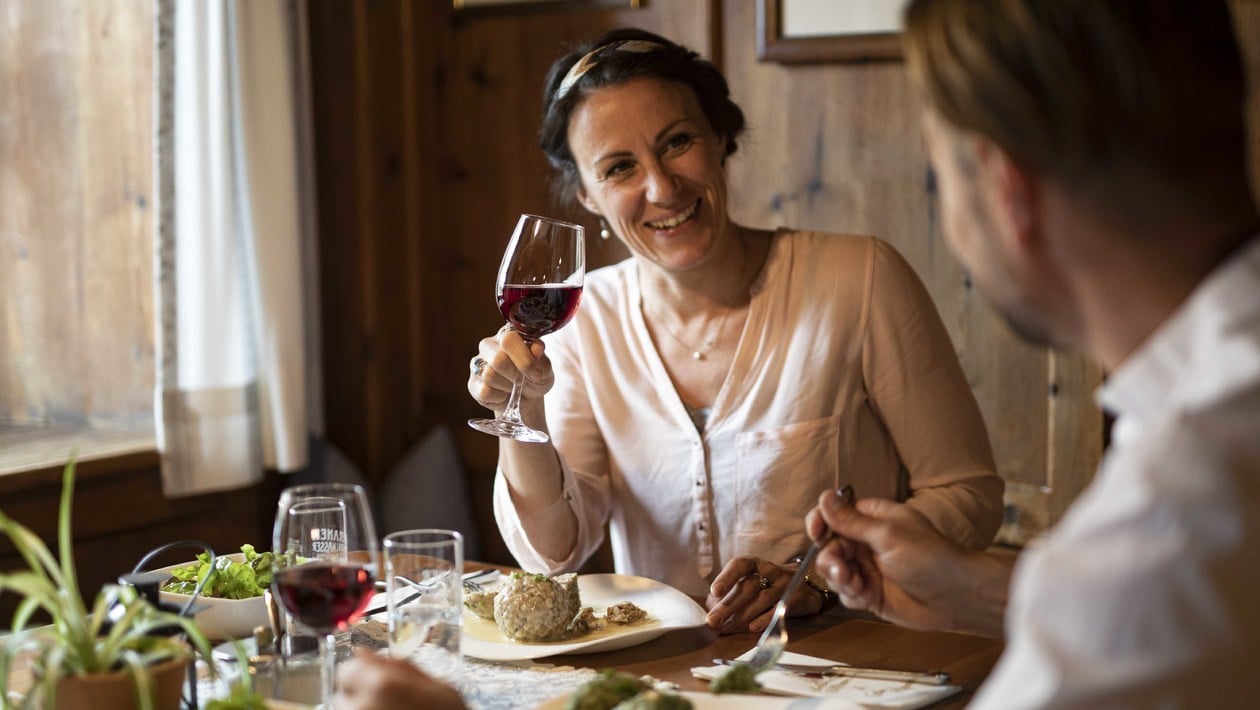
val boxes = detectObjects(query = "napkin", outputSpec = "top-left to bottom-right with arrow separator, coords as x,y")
691,649 -> 961,709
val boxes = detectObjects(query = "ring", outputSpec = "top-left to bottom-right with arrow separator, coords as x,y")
752,572 -> 772,590
471,356 -> 487,377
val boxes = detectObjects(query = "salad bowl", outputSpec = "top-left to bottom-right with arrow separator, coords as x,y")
156,549 -> 271,641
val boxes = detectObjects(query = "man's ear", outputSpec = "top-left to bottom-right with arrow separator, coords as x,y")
977,138 -> 1039,251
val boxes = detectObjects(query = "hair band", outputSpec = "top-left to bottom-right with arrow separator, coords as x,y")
553,39 -> 665,102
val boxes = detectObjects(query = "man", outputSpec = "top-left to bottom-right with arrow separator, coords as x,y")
808,0 -> 1260,707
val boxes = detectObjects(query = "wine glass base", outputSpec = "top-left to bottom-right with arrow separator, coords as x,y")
468,417 -> 550,443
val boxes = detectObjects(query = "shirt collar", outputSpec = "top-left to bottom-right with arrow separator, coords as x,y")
1097,234 -> 1260,421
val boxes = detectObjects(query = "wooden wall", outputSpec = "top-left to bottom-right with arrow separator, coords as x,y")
307,0 -> 1260,565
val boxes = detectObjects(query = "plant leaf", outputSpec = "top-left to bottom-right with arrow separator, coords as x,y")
0,515 -> 62,588
118,648 -> 155,710
57,459 -> 86,619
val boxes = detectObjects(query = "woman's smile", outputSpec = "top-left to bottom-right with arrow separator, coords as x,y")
645,198 -> 701,233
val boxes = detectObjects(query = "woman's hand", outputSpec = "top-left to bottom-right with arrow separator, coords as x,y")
704,556 -> 823,634
335,650 -> 465,710
467,326 -> 555,412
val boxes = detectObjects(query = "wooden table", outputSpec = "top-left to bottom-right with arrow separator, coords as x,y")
469,564 -> 1004,708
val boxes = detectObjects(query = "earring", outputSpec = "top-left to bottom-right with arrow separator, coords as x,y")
599,218 -> 611,241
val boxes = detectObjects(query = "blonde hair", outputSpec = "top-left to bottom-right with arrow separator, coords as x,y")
902,0 -> 1246,191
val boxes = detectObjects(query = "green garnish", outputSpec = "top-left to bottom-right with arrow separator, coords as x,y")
162,544 -> 273,599
567,669 -> 649,710
709,662 -> 762,695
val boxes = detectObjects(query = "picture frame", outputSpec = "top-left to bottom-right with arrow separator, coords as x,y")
757,0 -> 905,64
453,0 -> 641,16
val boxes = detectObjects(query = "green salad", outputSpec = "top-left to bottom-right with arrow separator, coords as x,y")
162,544 -> 273,599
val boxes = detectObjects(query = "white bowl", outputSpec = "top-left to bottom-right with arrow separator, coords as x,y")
156,552 -> 270,641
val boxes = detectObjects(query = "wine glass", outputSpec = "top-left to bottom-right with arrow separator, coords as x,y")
272,483 -> 379,708
468,213 -> 585,443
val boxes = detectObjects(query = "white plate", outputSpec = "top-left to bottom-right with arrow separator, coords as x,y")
535,690 -> 863,709
462,573 -> 707,661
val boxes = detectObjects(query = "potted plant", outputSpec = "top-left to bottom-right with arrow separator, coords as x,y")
0,460 -> 215,710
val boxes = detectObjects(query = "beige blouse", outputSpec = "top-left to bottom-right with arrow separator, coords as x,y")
494,230 -> 1004,597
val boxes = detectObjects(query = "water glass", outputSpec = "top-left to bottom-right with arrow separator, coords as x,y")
385,529 -> 464,682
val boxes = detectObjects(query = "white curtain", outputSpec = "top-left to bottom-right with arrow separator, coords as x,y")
155,0 -> 321,496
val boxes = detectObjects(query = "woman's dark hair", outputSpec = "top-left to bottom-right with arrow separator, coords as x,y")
538,28 -> 746,207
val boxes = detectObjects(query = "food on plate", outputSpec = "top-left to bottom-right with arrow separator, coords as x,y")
570,606 -> 604,634
709,661 -> 762,695
565,670 -> 693,710
611,689 -> 693,709
464,589 -> 498,620
566,670 -> 648,710
162,544 -> 273,599
467,572 -> 653,642
494,572 -> 582,641
605,601 -> 647,625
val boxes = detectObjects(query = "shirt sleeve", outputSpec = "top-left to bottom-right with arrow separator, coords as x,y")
861,238 -> 1005,549
491,321 -> 613,573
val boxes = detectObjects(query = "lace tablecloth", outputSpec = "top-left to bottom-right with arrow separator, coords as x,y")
197,653 -> 602,709
453,658 -> 599,709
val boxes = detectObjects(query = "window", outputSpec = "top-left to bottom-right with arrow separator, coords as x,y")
0,0 -> 156,474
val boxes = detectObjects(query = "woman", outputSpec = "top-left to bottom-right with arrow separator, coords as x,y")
469,28 -> 1003,634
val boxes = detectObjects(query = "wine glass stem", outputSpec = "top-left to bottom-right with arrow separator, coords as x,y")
319,631 -> 337,707
500,369 -> 528,426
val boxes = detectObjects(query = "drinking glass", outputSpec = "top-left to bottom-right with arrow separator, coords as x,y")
272,483 -> 379,708
384,529 -> 464,683
468,213 -> 585,443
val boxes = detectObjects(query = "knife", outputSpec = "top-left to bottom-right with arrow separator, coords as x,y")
715,658 -> 951,686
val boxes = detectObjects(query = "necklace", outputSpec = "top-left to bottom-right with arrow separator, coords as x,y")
653,309 -> 731,361
643,229 -> 758,361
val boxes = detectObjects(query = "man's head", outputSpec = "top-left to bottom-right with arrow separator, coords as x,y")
903,0 -> 1252,351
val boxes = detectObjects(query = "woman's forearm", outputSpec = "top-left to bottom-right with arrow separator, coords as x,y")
904,475 -> 1006,550
497,397 -> 579,562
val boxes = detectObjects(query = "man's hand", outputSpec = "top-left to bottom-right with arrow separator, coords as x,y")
806,489 -> 1010,637
336,650 -> 466,710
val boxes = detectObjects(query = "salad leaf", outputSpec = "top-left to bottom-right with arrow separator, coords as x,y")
161,544 -> 273,600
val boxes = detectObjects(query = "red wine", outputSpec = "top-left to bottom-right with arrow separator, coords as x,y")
275,563 -> 375,633
498,284 -> 582,338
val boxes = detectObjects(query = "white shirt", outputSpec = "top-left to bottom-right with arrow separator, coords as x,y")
972,237 -> 1260,708
494,230 -> 1003,596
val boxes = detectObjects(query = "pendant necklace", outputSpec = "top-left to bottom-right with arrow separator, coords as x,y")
655,310 -> 731,361
645,232 -> 753,361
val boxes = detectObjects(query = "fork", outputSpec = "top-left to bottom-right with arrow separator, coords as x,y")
364,568 -> 499,617
742,485 -> 853,674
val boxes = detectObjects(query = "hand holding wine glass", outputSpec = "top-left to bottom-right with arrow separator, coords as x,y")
468,213 -> 585,443
272,483 -> 380,709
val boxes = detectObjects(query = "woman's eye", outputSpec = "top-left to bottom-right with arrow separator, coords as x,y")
666,133 -> 695,151
604,161 -> 634,178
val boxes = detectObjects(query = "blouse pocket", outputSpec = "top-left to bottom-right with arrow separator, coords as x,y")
734,414 -> 842,546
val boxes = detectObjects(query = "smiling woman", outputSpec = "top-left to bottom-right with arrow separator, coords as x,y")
465,27 -> 1006,638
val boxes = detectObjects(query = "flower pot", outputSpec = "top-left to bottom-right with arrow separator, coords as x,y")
53,654 -> 187,710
